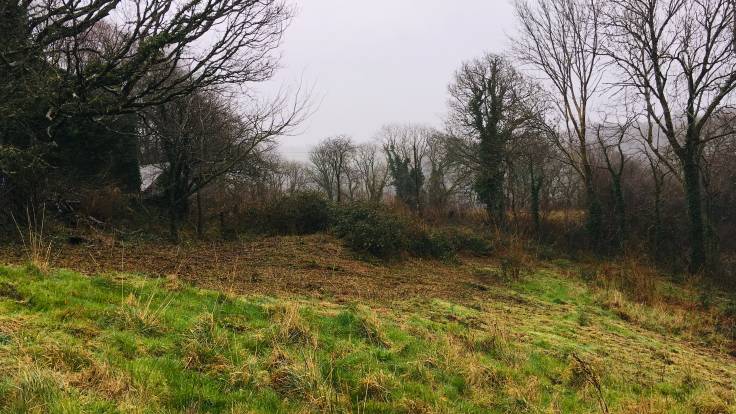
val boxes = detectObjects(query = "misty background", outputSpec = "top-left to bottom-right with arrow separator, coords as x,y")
265,1 -> 516,160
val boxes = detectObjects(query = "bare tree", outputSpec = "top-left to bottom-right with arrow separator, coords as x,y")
638,142 -> 676,261
309,146 -> 336,202
343,162 -> 362,201
513,0 -> 605,240
279,160 -> 311,195
308,135 -> 355,203
1,0 -> 292,128
513,127 -> 558,239
594,118 -> 634,248
141,88 -> 304,241
353,143 -> 389,203
602,0 -> 736,272
424,131 -> 461,213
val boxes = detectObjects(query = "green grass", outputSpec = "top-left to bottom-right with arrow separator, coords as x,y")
0,263 -> 733,413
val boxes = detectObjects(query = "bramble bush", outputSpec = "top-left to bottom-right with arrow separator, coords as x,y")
331,202 -> 411,259
240,197 -> 493,261
440,227 -> 493,256
332,203 -> 483,261
241,191 -> 332,235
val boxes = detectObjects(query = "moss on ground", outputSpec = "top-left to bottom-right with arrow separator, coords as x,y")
0,263 -> 733,413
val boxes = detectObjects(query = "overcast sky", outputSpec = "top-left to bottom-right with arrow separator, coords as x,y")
265,1 -> 517,161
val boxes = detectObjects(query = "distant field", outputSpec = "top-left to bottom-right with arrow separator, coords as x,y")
0,245 -> 734,412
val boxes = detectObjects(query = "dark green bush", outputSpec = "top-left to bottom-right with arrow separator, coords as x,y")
242,196 -> 489,262
242,192 -> 331,235
332,203 -> 410,259
440,227 -> 492,256
409,229 -> 456,260
332,203 -> 467,261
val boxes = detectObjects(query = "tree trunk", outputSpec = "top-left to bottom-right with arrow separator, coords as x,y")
196,189 -> 204,239
579,126 -> 602,245
219,211 -> 227,241
166,168 -> 180,243
413,147 -> 422,215
583,169 -> 602,245
612,177 -> 626,249
497,175 -> 506,229
682,152 -> 706,273
336,173 -> 342,204
652,185 -> 663,262
530,171 -> 542,240
168,199 -> 179,244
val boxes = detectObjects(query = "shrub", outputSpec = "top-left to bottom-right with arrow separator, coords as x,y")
333,203 -> 480,261
440,227 -> 492,256
242,191 -> 331,235
332,202 -> 411,259
599,260 -> 658,304
500,254 -> 529,280
409,229 -> 456,260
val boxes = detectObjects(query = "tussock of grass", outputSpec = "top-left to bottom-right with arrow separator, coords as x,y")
268,303 -> 317,347
459,324 -> 511,362
67,359 -> 132,400
359,370 -> 394,400
354,307 -> 391,348
15,370 -> 58,409
114,292 -> 171,336
182,312 -> 230,373
13,208 -> 54,275
0,263 -> 733,413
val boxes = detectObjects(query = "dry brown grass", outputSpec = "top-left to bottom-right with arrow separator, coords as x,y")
582,256 -> 736,353
77,186 -> 127,221
595,257 -> 659,304
13,207 -> 54,273
115,292 -> 172,335
182,312 -> 230,373
353,306 -> 391,348
267,303 -> 317,347
358,370 -> 394,401
266,347 -> 341,410
68,359 -> 132,400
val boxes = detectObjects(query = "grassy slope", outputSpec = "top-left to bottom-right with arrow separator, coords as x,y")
0,262 -> 734,413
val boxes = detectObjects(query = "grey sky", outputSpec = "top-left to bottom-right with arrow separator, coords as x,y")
266,1 -> 516,160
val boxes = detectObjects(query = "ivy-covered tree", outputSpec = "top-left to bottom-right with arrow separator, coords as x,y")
448,54 -> 544,226
379,124 -> 429,213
